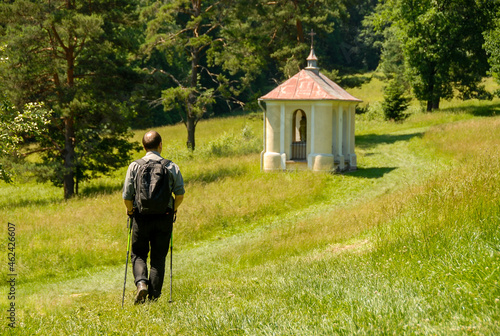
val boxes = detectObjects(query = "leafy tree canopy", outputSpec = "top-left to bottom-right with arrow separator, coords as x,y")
372,0 -> 497,111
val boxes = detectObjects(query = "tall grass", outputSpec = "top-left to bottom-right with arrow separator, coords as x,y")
7,115 -> 498,335
1,97 -> 499,334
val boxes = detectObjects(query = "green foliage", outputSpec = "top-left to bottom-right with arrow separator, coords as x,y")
355,103 -> 369,115
373,0 -> 497,111
382,79 -> 411,121
326,0 -> 382,72
0,0 -> 141,197
0,101 -> 51,183
3,0 -> 500,199
220,0 -> 345,78
162,87 -> 215,123
151,123 -> 262,164
205,126 -> 261,157
484,14 -> 500,86
378,26 -> 405,79
142,0 -> 236,149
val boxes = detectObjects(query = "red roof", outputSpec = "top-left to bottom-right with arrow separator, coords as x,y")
259,69 -> 362,102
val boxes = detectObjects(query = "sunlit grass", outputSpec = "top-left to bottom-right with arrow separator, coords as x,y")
8,115 -> 499,334
1,108 -> 495,286
347,73 -> 386,105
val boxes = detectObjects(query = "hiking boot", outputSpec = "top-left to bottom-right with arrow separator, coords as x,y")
148,294 -> 160,302
134,281 -> 148,304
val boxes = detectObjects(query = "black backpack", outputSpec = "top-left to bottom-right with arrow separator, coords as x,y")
134,158 -> 173,214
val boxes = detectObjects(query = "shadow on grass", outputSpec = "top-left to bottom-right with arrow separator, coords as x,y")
346,167 -> 397,179
3,197 -> 64,210
356,132 -> 424,150
80,183 -> 123,197
184,166 -> 249,184
5,181 -> 124,210
440,102 -> 500,116
4,166 -> 249,210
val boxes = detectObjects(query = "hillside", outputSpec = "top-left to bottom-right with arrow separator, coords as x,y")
0,92 -> 499,334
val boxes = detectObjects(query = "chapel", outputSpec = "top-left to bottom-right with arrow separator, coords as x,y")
258,40 -> 362,172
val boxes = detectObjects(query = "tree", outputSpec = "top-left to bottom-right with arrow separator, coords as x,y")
328,0 -> 381,71
0,0 -> 140,198
377,26 -> 405,80
484,6 -> 500,88
382,79 -> 411,122
141,0 -> 223,151
142,0 -> 344,150
222,0 -> 345,78
374,0 -> 496,111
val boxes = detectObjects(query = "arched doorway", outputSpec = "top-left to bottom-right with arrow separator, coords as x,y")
291,110 -> 307,160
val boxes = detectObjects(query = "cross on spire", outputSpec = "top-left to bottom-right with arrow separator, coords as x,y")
306,29 -> 319,72
309,29 -> 316,49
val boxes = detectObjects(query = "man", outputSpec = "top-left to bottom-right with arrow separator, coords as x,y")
122,130 -> 185,303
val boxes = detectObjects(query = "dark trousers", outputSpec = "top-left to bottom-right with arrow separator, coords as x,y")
131,211 -> 174,300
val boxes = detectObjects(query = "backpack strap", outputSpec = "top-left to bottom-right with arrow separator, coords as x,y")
160,158 -> 172,167
135,158 -> 170,167
160,159 -> 174,208
134,158 -> 147,166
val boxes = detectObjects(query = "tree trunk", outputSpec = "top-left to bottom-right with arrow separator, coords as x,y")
432,97 -> 440,110
296,19 -> 304,43
292,0 -> 304,43
426,97 -> 440,111
64,42 -> 76,198
185,45 -> 200,151
426,65 -> 437,112
75,164 -> 79,196
186,115 -> 196,151
63,116 -> 75,199
426,100 -> 433,112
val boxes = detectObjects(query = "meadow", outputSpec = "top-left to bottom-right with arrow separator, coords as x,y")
0,77 -> 499,335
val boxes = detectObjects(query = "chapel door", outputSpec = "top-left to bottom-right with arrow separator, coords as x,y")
291,110 -> 307,160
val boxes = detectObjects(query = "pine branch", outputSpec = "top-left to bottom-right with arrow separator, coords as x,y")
19,147 -> 56,158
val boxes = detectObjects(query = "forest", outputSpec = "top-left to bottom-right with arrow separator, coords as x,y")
1,0 -> 500,198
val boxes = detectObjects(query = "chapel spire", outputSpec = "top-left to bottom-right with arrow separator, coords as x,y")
305,29 -> 319,73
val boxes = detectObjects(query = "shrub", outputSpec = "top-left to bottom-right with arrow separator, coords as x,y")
382,80 -> 411,122
205,125 -> 261,157
364,102 -> 384,121
355,103 -> 369,115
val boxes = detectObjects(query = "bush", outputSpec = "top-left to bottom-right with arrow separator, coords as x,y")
355,103 -> 369,115
205,125 -> 261,157
364,102 -> 384,121
382,80 -> 411,122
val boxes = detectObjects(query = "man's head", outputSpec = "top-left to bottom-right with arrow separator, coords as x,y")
142,130 -> 162,152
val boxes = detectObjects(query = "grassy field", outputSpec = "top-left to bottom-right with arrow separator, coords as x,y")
0,79 -> 499,334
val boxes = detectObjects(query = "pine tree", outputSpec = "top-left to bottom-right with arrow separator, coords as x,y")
0,0 -> 140,198
382,79 -> 410,122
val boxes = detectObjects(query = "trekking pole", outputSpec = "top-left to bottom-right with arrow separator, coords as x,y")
169,212 -> 176,303
122,216 -> 133,308
169,232 -> 173,303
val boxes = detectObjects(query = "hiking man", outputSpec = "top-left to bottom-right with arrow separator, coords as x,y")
122,130 -> 185,303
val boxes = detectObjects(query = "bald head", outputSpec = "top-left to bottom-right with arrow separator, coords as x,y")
142,130 -> 162,152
